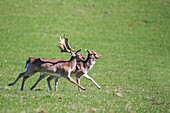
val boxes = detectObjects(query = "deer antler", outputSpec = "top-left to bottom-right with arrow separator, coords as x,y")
58,35 -> 75,53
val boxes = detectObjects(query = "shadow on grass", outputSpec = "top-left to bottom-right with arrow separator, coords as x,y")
34,88 -> 44,91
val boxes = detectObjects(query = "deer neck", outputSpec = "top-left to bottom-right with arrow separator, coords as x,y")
85,54 -> 96,71
69,56 -> 77,71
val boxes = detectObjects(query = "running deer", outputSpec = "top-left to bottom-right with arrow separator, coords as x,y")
8,36 -> 86,93
31,49 -> 102,92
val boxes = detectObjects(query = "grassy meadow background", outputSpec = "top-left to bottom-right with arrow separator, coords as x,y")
0,0 -> 170,112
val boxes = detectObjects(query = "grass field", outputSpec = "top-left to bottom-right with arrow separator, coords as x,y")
0,0 -> 170,113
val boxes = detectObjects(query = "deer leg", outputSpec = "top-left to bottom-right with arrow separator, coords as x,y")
31,74 -> 48,90
83,74 -> 101,89
54,77 -> 59,93
47,76 -> 54,90
21,76 -> 30,90
8,72 -> 26,86
76,76 -> 81,92
66,76 -> 86,90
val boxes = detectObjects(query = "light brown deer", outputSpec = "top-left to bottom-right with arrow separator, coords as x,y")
31,49 -> 102,92
8,36 -> 86,93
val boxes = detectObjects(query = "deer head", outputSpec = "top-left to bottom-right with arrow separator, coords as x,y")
86,50 -> 102,59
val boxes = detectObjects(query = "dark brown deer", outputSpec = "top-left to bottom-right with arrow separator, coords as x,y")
8,36 -> 86,93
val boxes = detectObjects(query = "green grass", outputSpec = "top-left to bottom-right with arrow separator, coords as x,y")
0,0 -> 170,112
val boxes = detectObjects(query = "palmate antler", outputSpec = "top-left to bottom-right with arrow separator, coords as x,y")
58,35 -> 75,53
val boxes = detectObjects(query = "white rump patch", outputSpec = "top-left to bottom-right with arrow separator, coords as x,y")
26,64 -> 29,70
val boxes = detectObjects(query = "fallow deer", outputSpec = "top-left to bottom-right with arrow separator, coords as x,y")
31,49 -> 102,92
8,36 -> 86,93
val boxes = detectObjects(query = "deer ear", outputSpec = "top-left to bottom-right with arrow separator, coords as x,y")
86,49 -> 90,54
76,49 -> 81,54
